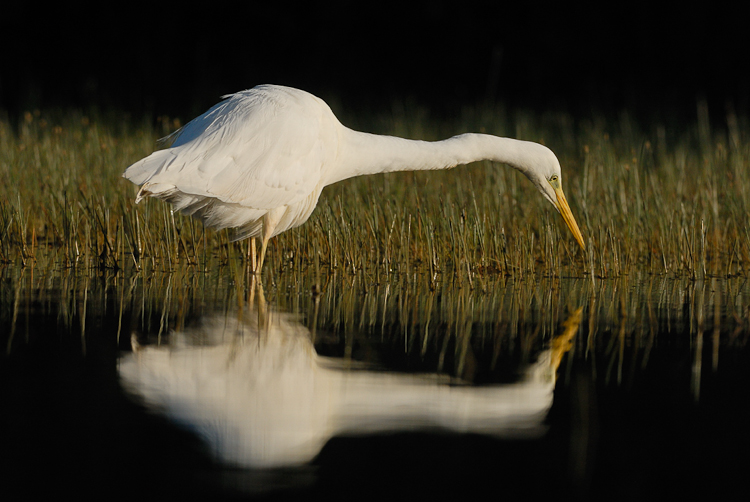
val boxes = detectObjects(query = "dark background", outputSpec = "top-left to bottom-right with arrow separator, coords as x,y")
2,1 -> 749,123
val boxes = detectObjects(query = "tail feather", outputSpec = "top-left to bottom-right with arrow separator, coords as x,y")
140,187 -> 266,238
124,146 -> 266,240
123,150 -> 176,185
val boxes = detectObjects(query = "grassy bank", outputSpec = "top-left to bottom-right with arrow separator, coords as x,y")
1,102 -> 749,281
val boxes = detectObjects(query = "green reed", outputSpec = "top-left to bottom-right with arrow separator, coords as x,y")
1,102 -> 749,281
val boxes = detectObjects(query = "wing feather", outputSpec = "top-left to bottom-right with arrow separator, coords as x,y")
124,85 -> 337,213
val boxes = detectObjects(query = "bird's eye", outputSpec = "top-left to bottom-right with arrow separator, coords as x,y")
549,175 -> 558,182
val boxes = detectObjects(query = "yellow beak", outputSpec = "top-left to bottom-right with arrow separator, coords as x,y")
553,185 -> 585,251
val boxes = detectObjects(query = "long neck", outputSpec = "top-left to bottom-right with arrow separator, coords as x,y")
326,128 -> 543,186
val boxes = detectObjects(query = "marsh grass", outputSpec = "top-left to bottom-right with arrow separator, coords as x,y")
3,253 -> 748,388
1,102 -> 749,282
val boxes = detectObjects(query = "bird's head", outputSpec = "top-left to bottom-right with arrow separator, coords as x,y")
521,145 -> 586,251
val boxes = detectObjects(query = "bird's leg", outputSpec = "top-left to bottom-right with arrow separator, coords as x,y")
256,237 -> 269,275
249,238 -> 258,272
254,208 -> 283,275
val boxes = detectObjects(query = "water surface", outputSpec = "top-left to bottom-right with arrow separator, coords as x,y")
2,267 -> 749,500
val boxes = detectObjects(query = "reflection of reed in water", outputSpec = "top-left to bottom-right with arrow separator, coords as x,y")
119,283 -> 582,468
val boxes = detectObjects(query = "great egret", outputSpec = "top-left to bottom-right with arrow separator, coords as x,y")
124,85 -> 585,272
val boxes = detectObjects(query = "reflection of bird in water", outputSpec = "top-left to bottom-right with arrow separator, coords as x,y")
550,307 -> 583,371
119,285 -> 581,468
124,85 -> 585,273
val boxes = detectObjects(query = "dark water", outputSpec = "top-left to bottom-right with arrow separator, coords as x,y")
2,268 -> 749,500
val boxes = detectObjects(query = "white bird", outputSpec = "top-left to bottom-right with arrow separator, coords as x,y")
124,84 -> 585,272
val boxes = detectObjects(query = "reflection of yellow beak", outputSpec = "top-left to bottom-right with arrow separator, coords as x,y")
550,306 -> 583,373
553,186 -> 585,250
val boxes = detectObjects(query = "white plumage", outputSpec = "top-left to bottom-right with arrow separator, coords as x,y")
124,84 -> 584,272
